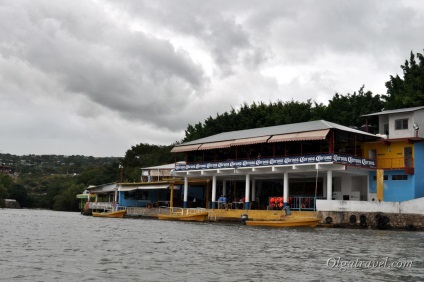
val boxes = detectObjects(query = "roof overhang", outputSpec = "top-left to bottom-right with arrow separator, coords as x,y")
171,144 -> 201,153
118,184 -> 172,191
198,140 -> 234,150
230,136 -> 271,146
268,129 -> 330,143
366,137 -> 424,145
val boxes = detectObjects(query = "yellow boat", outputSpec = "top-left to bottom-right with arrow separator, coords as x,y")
92,210 -> 127,218
245,217 -> 320,227
157,208 -> 209,222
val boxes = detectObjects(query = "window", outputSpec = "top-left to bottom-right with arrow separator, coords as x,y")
392,175 -> 408,181
395,119 -> 408,130
373,175 -> 388,181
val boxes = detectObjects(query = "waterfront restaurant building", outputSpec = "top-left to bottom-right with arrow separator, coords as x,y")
171,120 -> 380,210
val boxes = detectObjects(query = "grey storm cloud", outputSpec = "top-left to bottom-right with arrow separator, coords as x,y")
0,1 -> 206,128
1,0 -> 424,156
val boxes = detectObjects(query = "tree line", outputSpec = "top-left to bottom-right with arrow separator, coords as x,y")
1,50 -> 423,211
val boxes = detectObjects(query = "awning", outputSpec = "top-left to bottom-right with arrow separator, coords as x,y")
268,129 -> 330,143
231,136 -> 271,146
118,185 -> 171,191
198,140 -> 234,150
87,186 -> 116,193
171,144 -> 201,153
76,194 -> 92,199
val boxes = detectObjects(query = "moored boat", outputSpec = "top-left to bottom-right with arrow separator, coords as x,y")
245,217 -> 320,227
92,210 -> 127,218
157,208 -> 209,222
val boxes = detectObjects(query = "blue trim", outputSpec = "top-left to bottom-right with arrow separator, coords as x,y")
244,202 -> 249,209
183,201 -> 187,208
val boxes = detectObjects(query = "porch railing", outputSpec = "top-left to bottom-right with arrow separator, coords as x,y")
89,202 -> 113,210
268,196 -> 325,211
289,196 -> 325,211
377,157 -> 414,170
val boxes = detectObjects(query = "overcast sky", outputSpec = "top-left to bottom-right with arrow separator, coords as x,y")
1,0 -> 424,157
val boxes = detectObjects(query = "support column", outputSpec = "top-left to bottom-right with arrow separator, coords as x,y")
245,174 -> 250,209
327,170 -> 333,200
251,178 -> 256,202
223,180 -> 227,197
170,183 -> 174,208
183,177 -> 188,208
114,188 -> 118,211
212,175 -> 217,209
283,172 -> 289,206
323,176 -> 327,198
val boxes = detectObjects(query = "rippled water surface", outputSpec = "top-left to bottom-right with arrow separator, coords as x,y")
1,209 -> 423,281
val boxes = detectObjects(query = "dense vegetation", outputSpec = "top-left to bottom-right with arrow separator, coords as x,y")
1,50 -> 423,211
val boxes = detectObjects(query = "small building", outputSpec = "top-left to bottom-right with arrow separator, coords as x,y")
82,164 -> 210,214
141,163 -> 180,182
362,106 -> 424,201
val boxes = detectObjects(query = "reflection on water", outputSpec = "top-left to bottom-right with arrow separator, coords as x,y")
0,209 -> 423,281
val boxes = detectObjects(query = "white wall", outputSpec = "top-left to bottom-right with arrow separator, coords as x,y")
400,198 -> 424,214
388,112 -> 415,139
317,197 -> 424,215
413,110 -> 424,137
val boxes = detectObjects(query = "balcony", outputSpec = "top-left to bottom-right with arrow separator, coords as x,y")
376,157 -> 414,174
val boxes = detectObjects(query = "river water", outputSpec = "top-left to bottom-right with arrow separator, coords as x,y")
0,209 -> 423,282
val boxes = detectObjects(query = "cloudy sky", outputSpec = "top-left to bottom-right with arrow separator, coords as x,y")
1,0 -> 424,157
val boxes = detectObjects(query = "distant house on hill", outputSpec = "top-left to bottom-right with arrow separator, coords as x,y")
0,163 -> 13,175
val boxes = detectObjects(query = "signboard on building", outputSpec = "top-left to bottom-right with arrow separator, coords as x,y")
175,154 -> 376,171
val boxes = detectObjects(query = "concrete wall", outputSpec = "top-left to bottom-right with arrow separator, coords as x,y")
317,197 -> 424,215
317,210 -> 424,230
317,199 -> 400,213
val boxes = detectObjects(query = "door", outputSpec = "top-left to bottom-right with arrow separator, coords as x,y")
404,147 -> 413,168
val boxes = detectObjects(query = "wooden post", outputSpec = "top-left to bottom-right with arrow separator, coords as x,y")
376,169 -> 384,201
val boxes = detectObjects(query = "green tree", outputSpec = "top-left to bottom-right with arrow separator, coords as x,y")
182,100 -> 316,142
53,183 -> 85,211
123,143 -> 174,182
384,50 -> 424,109
7,183 -> 33,208
323,86 -> 383,129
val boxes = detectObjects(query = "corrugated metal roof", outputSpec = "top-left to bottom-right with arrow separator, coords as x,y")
230,136 -> 271,146
268,129 -> 329,143
177,120 -> 377,147
198,140 -> 234,150
362,106 -> 424,117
